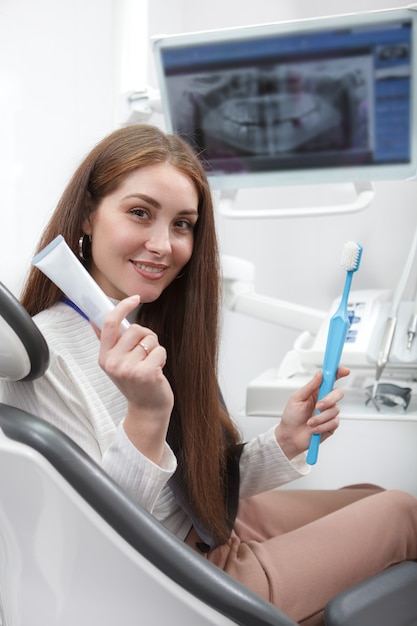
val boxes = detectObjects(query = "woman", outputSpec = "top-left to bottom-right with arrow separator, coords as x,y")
2,124 -> 417,625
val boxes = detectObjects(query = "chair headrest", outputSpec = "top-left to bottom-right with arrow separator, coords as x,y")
0,281 -> 49,381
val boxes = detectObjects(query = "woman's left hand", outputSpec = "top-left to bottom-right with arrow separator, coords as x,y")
274,367 -> 350,460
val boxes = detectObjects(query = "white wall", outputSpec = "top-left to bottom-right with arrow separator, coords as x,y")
148,0 -> 417,416
0,0 -> 116,294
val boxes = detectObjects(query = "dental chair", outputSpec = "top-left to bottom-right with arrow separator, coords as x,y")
0,280 -> 416,626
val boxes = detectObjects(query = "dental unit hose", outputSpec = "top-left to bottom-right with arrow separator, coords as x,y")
306,242 -> 363,466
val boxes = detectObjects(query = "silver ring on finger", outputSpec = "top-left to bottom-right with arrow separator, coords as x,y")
139,341 -> 150,356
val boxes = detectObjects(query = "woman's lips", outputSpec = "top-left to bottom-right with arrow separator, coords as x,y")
130,260 -> 168,279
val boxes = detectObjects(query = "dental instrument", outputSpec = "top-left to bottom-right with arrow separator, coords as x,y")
373,223 -> 417,393
406,281 -> 417,350
407,310 -> 417,350
32,235 -> 131,332
306,242 -> 363,466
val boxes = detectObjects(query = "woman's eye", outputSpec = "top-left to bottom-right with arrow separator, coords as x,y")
131,208 -> 149,219
176,219 -> 195,230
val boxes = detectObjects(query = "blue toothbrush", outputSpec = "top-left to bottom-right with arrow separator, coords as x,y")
306,242 -> 363,465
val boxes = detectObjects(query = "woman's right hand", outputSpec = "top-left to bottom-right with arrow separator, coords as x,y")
95,295 -> 174,465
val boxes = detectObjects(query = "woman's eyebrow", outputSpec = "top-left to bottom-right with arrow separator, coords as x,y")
125,193 -> 161,208
178,208 -> 199,217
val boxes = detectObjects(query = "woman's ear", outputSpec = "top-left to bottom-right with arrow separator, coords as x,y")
82,216 -> 92,236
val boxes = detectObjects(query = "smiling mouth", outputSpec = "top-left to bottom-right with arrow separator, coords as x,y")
131,261 -> 167,276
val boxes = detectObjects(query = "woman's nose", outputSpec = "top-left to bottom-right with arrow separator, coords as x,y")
145,226 -> 172,255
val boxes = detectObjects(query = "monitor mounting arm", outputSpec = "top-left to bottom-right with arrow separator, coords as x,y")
222,255 -> 327,335
218,183 -> 375,220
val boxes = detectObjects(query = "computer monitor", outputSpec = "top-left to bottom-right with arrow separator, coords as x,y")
153,7 -> 417,190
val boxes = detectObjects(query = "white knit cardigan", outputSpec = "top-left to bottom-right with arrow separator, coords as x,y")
0,301 -> 309,541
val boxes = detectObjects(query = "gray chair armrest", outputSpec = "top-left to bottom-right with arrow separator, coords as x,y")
324,561 -> 417,626
0,281 -> 49,380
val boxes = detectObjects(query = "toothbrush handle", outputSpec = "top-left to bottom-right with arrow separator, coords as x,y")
306,312 -> 349,465
306,433 -> 321,466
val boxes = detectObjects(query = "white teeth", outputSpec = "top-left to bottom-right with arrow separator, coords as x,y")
133,262 -> 164,274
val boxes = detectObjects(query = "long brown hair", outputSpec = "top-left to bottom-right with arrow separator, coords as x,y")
21,124 -> 241,544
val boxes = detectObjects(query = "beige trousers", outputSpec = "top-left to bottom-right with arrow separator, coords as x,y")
186,486 -> 417,625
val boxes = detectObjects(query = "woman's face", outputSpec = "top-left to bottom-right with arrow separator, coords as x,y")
83,162 -> 199,303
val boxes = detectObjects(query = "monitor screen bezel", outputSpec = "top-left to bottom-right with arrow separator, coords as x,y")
153,7 -> 417,190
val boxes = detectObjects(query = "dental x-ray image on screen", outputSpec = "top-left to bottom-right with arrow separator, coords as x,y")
153,7 -> 417,189
169,57 -> 371,161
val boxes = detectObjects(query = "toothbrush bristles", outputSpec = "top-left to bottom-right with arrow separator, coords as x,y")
340,241 -> 362,272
